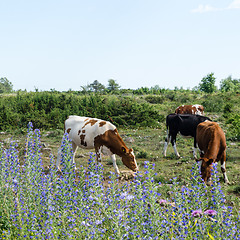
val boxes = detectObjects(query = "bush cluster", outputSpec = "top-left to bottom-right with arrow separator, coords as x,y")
0,90 -> 239,139
0,92 -> 163,131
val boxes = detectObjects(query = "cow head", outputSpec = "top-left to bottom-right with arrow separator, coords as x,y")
121,147 -> 138,172
197,158 -> 214,183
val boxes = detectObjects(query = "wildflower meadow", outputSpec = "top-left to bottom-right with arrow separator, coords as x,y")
0,123 -> 239,239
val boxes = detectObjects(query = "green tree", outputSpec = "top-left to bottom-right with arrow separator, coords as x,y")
107,79 -> 120,91
220,76 -> 240,92
199,73 -> 217,93
0,77 -> 13,93
88,80 -> 105,93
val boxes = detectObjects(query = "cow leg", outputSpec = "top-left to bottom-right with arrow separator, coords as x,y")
163,130 -> 170,157
110,154 -> 120,175
95,147 -> 102,162
171,134 -> 180,158
56,146 -> 62,171
220,151 -> 229,184
72,141 -> 78,170
193,138 -> 198,159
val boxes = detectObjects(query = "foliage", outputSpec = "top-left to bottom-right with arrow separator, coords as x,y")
0,127 -> 239,239
226,114 -> 240,140
0,77 -> 13,93
107,79 -> 121,91
220,76 -> 240,92
201,94 -> 225,112
0,87 -> 239,141
0,92 -> 162,130
145,95 -> 164,104
199,73 -> 217,93
88,80 -> 106,93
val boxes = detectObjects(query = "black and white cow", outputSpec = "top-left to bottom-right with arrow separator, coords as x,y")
163,114 -> 211,158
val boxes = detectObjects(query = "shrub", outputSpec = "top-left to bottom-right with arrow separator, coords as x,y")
226,114 -> 240,140
145,95 -> 164,104
0,92 -> 162,130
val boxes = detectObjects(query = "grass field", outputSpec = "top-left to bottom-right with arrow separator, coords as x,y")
1,114 -> 239,201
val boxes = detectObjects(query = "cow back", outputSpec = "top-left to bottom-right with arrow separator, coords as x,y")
166,114 -> 211,137
65,116 -> 116,148
197,121 -> 226,156
175,104 -> 204,115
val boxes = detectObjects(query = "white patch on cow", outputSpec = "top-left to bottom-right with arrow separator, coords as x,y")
163,141 -> 168,157
65,116 -> 116,149
163,134 -> 171,156
173,143 -> 180,158
193,104 -> 201,108
110,154 -> 120,175
221,162 -> 226,170
133,151 -> 139,171
223,172 -> 229,184
193,147 -> 198,159
220,162 -> 229,183
207,177 -> 212,185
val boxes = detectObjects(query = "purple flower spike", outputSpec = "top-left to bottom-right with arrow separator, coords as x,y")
191,209 -> 203,217
204,209 -> 217,216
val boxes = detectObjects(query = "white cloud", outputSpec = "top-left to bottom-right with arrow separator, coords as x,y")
191,4 -> 221,13
191,1 -> 240,13
228,0 -> 240,9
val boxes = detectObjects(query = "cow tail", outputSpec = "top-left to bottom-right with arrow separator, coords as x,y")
166,117 -> 169,131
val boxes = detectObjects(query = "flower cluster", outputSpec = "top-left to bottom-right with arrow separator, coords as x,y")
0,124 -> 239,239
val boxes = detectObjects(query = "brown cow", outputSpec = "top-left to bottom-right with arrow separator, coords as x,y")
56,116 -> 138,174
175,104 -> 204,115
196,121 -> 229,184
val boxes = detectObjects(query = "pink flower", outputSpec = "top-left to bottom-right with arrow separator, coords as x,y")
191,209 -> 203,217
157,199 -> 167,206
204,209 -> 217,216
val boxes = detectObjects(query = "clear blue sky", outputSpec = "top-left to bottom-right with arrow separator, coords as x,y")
1,0 -> 240,91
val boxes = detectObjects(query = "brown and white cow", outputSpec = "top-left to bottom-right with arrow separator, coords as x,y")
196,121 -> 229,184
56,116 -> 138,174
175,104 -> 204,115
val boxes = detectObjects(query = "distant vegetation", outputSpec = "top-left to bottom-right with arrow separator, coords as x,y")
0,74 -> 240,140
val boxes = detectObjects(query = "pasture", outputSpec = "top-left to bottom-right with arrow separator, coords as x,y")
0,115 -> 239,239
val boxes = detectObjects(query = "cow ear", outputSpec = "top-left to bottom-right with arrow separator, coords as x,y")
202,158 -> 208,162
122,147 -> 126,153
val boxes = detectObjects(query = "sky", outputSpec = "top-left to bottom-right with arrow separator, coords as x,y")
1,0 -> 240,91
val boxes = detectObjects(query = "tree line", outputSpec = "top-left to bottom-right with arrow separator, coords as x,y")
1,73 -> 240,94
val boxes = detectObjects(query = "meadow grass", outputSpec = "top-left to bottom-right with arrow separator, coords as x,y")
0,124 -> 240,239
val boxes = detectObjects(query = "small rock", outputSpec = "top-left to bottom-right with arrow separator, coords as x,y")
42,148 -> 52,153
125,137 -> 134,143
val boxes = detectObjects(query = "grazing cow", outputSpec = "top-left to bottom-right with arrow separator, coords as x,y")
196,121 -> 229,184
56,116 -> 138,174
163,114 -> 211,158
175,104 -> 204,115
